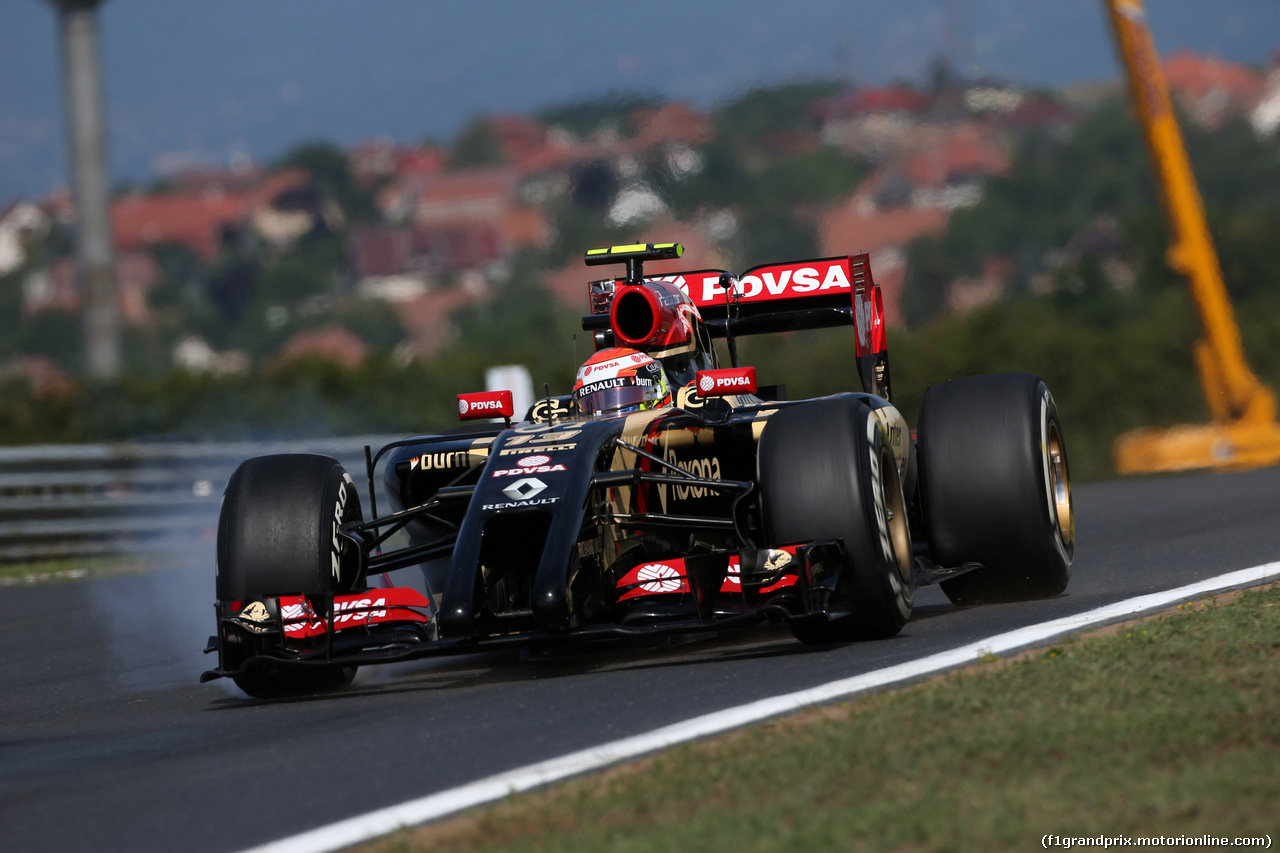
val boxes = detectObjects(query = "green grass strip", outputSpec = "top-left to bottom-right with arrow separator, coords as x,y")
0,554 -> 163,587
370,585 -> 1280,853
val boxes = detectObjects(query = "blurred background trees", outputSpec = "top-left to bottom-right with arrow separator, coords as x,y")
3,70 -> 1280,481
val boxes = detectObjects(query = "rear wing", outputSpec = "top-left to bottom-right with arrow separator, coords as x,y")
583,252 -> 892,399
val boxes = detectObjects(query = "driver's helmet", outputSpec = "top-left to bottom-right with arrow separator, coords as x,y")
572,347 -> 672,416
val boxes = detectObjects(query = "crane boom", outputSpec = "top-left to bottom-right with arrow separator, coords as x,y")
1105,0 -> 1280,472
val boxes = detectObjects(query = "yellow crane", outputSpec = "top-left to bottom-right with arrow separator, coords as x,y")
1105,0 -> 1280,473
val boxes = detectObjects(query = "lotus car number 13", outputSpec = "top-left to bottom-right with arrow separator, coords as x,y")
204,242 -> 1073,698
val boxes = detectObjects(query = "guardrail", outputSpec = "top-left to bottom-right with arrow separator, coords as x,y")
0,436 -> 399,563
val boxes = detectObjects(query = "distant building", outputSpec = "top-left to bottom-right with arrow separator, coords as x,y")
899,123 -> 1010,211
348,225 -> 434,300
815,86 -> 931,123
394,286 -> 485,359
630,103 -> 714,149
820,200 -> 948,327
374,165 -> 547,272
250,169 -> 339,249
1163,50 -> 1265,129
112,192 -> 249,261
0,201 -> 52,277
349,140 -> 445,187
1,355 -> 76,398
1251,53 -> 1280,136
488,114 -> 550,165
172,335 -> 249,375
817,86 -> 931,157
25,251 -> 159,325
276,325 -> 370,369
110,167 -> 335,261
818,121 -> 1011,324
1003,94 -> 1080,135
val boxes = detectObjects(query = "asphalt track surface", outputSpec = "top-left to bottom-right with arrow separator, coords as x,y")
3,466 -> 1280,853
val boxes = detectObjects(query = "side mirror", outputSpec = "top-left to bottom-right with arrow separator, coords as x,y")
458,390 -> 514,423
694,367 -> 757,397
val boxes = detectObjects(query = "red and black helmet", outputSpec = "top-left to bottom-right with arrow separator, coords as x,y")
571,347 -> 673,416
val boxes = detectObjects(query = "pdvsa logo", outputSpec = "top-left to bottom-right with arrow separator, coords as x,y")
457,390 -> 514,421
491,463 -> 567,477
516,455 -> 550,467
694,368 -> 757,396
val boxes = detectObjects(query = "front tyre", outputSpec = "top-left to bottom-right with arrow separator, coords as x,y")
917,373 -> 1074,604
758,398 -> 914,643
216,453 -> 365,698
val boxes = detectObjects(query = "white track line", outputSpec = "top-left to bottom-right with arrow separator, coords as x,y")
244,562 -> 1280,853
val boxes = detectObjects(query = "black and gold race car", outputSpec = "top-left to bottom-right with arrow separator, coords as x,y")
203,242 -> 1074,698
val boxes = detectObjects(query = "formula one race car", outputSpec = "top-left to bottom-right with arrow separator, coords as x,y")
203,242 -> 1074,698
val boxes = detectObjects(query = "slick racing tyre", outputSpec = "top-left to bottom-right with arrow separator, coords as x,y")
916,373 -> 1074,604
759,397 -> 914,643
217,454 -> 364,698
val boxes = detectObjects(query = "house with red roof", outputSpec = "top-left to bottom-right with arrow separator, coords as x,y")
489,114 -> 550,166
820,201 -> 948,327
900,123 -> 1010,210
1163,50 -> 1265,129
112,192 -> 249,262
376,166 -> 548,267
630,103 -> 713,150
275,325 -> 370,369
818,86 -> 933,157
815,86 -> 931,123
349,140 -> 446,187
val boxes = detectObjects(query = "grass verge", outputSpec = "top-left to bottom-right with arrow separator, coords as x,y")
368,585 -> 1280,853
0,554 -> 164,587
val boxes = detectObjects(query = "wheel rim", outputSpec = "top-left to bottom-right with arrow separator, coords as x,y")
1047,422 -> 1073,546
881,446 -> 912,584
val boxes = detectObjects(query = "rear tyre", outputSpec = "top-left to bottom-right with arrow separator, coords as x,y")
917,373 -> 1074,604
758,398 -> 914,643
217,454 -> 364,698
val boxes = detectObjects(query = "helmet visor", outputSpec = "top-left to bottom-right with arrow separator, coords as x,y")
574,379 -> 652,416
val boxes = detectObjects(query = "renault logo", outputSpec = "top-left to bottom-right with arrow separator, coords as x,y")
502,477 -> 548,501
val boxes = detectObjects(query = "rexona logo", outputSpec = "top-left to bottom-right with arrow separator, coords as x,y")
695,367 -> 757,396
457,390 -> 514,421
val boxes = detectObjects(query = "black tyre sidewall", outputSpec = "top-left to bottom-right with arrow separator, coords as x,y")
759,397 -> 913,639
216,454 -> 364,602
918,373 -> 1072,602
